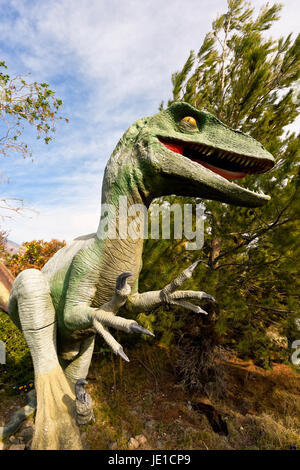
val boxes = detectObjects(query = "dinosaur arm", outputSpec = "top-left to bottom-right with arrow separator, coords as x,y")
63,268 -> 154,360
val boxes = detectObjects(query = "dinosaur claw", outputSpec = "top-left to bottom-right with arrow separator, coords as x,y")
75,378 -> 88,403
130,323 -> 155,337
189,260 -> 202,272
203,293 -> 216,302
117,347 -> 130,362
116,272 -> 132,290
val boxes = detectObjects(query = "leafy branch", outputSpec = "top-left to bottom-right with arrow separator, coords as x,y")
0,61 -> 68,159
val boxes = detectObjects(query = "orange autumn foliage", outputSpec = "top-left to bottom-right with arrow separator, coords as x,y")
5,239 -> 66,277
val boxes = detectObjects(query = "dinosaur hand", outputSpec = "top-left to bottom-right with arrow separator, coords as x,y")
160,260 -> 215,315
91,272 -> 155,362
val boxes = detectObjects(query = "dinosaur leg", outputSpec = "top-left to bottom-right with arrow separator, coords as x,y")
126,260 -> 215,315
63,336 -> 95,383
8,269 -> 82,450
62,336 -> 96,426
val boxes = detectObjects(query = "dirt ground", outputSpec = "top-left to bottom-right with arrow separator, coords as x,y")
1,345 -> 300,450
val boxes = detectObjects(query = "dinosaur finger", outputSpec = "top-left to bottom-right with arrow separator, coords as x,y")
161,260 -> 202,296
117,347 -> 130,362
109,272 -> 132,311
170,290 -> 216,302
116,272 -> 132,291
129,322 -> 155,337
95,312 -> 149,336
93,318 -> 130,361
170,299 -> 208,315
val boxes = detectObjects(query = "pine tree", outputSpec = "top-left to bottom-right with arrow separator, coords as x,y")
141,0 -> 300,378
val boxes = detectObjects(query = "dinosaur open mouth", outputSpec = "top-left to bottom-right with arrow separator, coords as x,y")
159,137 -> 274,180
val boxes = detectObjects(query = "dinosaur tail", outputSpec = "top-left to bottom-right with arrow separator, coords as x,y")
8,269 -> 82,450
0,262 -> 14,313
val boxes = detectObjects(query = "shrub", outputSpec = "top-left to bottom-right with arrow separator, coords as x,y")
5,238 -> 66,276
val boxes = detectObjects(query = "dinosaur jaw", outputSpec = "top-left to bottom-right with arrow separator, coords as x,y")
159,138 -> 274,180
153,137 -> 274,207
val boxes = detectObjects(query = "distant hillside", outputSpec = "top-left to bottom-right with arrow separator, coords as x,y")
5,239 -> 20,254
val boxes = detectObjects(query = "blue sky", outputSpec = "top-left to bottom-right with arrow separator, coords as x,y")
0,0 -> 299,244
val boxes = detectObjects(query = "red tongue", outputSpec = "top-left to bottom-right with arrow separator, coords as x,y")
163,142 -> 184,155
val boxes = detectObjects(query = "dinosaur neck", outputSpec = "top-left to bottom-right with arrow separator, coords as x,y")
95,150 -> 150,300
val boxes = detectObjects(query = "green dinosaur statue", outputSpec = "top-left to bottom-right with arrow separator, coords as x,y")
6,102 -> 274,449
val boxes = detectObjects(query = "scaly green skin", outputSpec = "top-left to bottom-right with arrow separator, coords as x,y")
6,102 -> 275,449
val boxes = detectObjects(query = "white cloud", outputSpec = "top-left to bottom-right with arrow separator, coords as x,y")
0,0 -> 299,243
4,200 -> 100,244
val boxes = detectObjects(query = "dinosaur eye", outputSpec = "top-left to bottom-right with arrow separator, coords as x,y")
181,116 -> 197,129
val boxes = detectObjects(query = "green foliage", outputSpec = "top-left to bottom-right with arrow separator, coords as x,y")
0,309 -> 33,393
0,60 -> 68,159
144,0 -> 300,367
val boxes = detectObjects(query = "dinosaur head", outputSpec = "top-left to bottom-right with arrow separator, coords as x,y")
136,102 -> 275,207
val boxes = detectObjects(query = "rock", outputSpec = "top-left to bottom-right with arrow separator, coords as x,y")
108,441 -> 118,450
18,426 -> 34,442
128,437 -> 139,450
135,434 -> 147,446
9,444 -> 25,450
